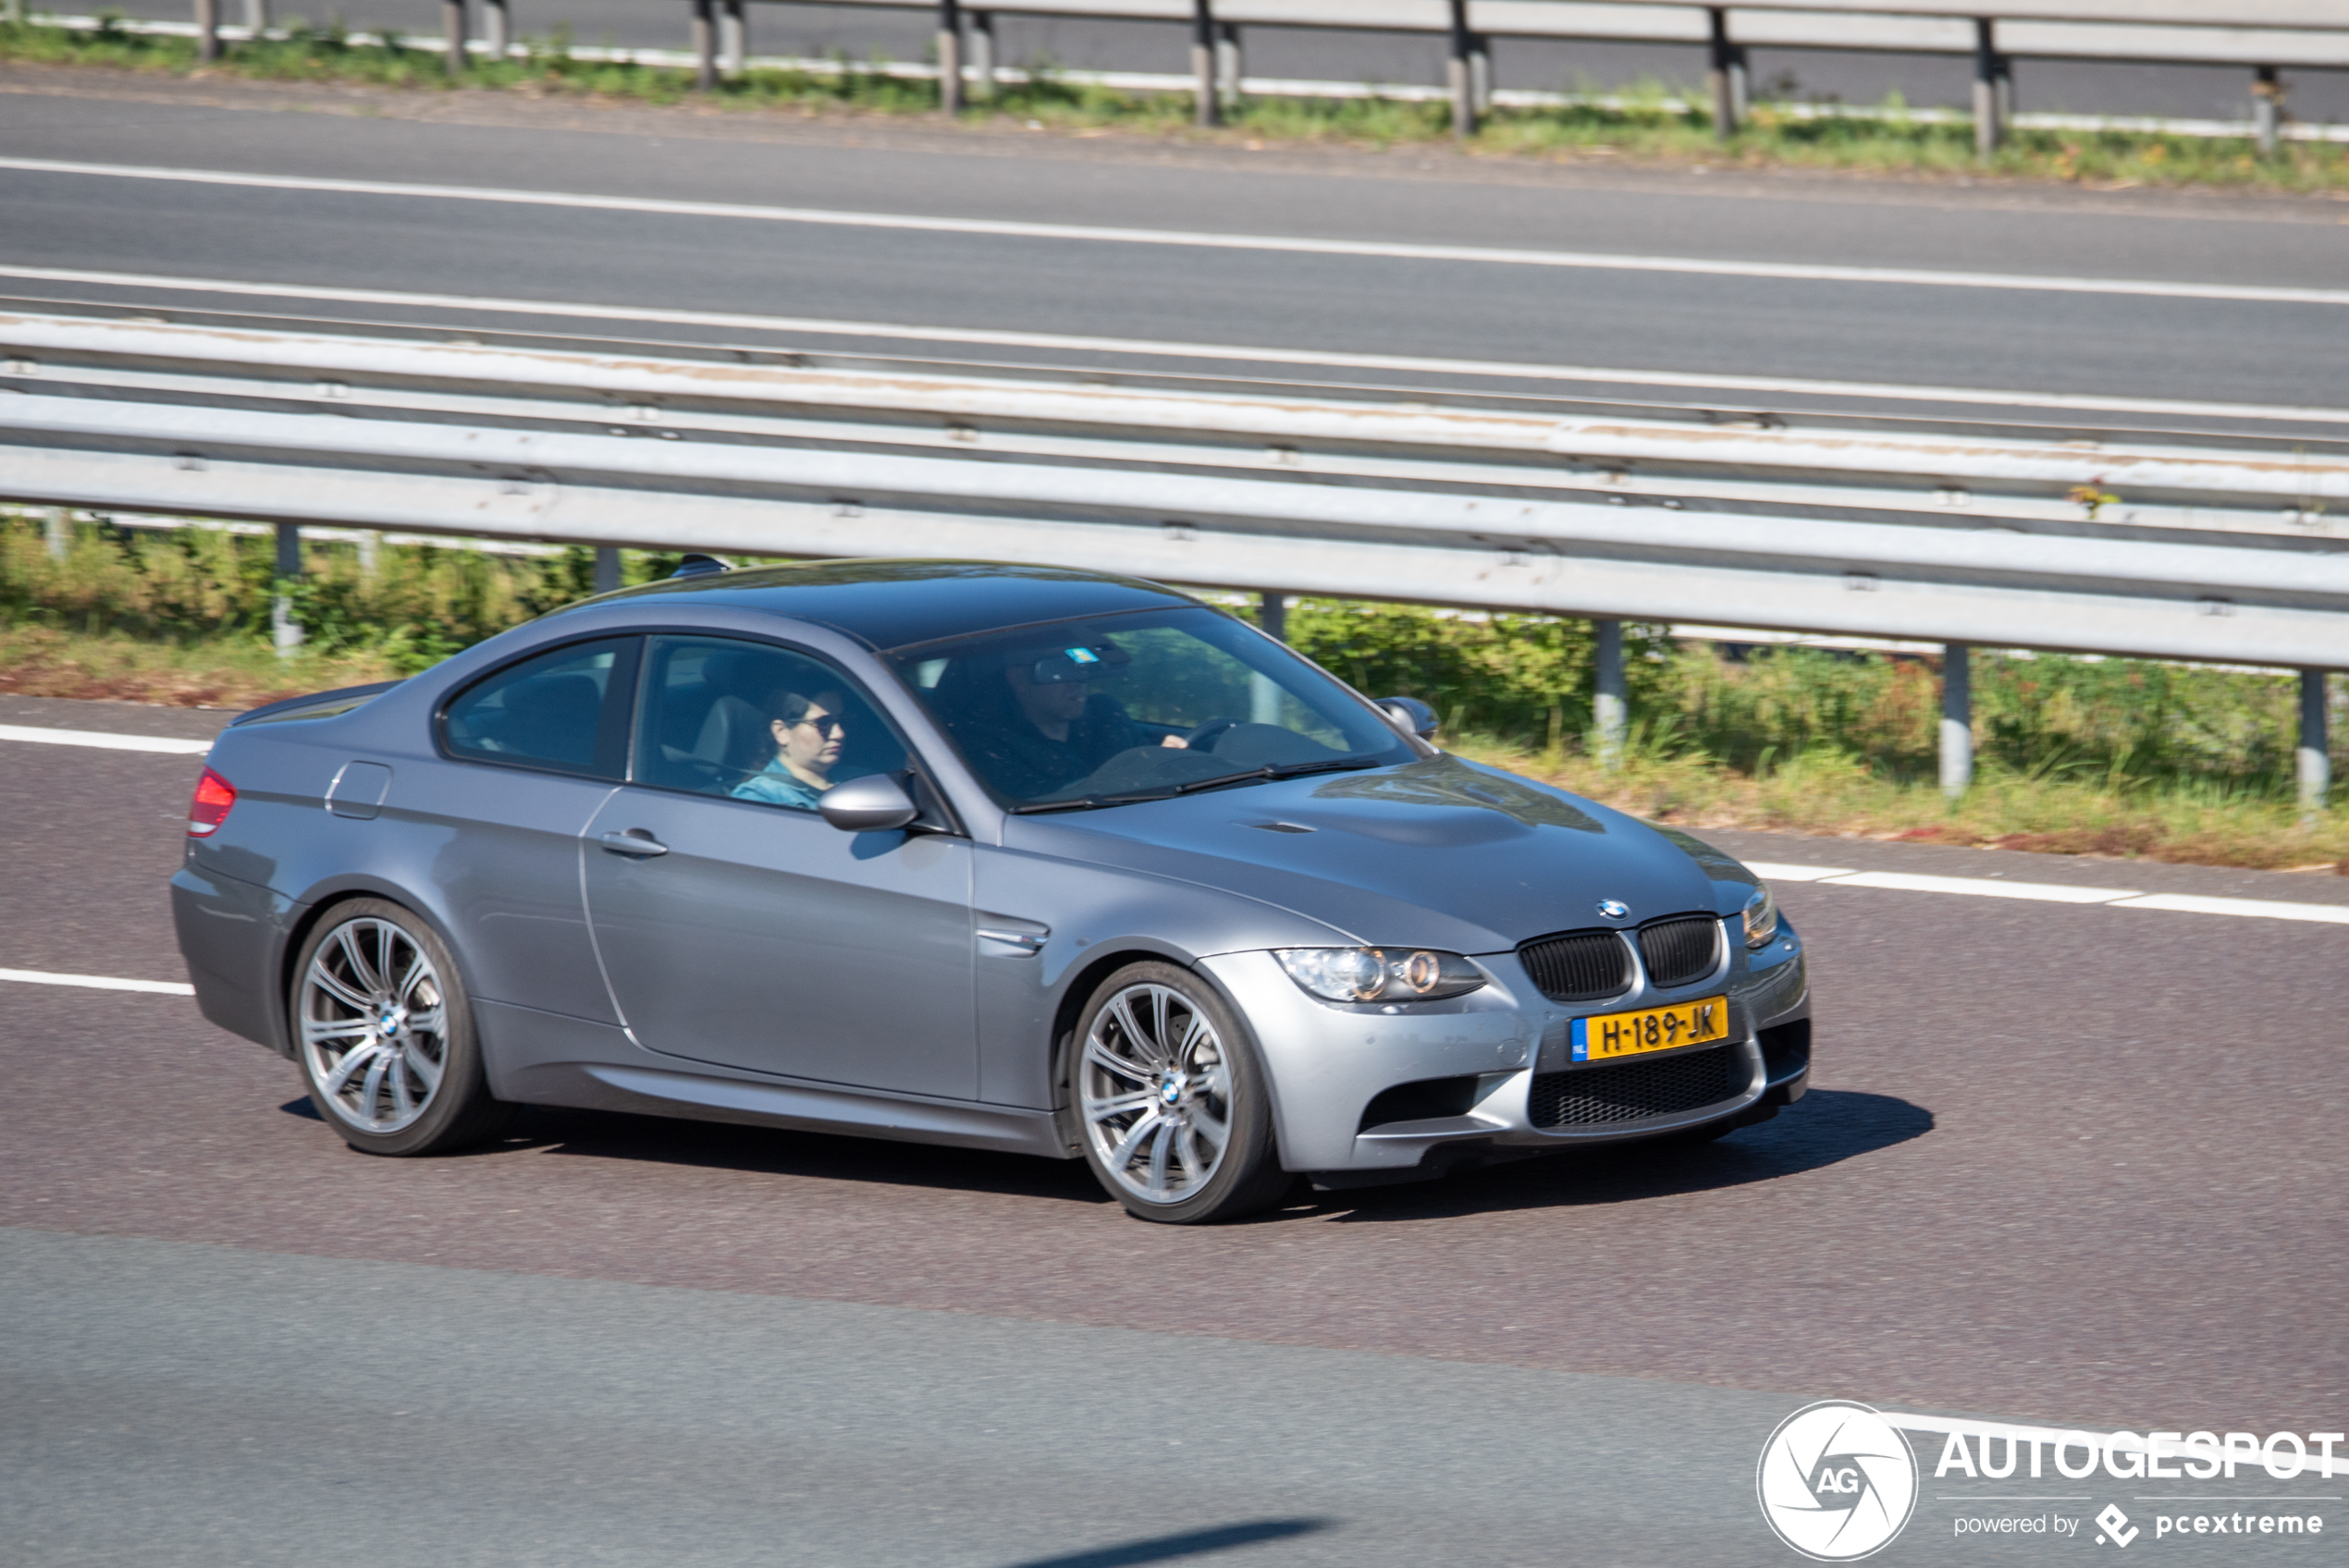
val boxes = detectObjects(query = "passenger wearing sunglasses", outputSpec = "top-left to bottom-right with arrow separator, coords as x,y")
731,688 -> 847,809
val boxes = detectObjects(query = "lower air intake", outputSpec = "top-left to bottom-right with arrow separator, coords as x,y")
1528,1046 -> 1742,1128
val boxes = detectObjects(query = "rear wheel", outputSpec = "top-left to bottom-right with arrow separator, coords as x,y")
1071,962 -> 1290,1224
290,899 -> 509,1156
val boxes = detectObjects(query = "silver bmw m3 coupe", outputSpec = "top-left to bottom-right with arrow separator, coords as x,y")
174,560 -> 1811,1223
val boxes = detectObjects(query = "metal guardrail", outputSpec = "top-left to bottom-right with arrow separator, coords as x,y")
157,0 -> 2349,150
0,309 -> 2337,801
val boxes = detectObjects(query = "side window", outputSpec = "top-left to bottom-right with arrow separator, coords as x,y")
633,636 -> 913,813
441,638 -> 636,778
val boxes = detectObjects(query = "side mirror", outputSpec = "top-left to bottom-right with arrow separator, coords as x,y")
818,773 -> 919,833
1377,696 -> 1440,741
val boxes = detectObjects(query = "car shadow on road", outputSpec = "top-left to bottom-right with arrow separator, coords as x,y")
1298,1088 -> 1932,1224
468,1104 -> 1122,1203
298,1085 -> 1930,1220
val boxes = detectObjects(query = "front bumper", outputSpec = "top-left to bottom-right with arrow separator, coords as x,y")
1199,931 -> 1809,1177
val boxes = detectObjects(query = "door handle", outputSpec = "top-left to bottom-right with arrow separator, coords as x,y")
598,829 -> 670,858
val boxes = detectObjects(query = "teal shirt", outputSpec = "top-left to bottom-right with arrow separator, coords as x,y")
730,760 -> 827,811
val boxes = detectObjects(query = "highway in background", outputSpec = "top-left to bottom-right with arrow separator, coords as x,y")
62,0 -> 2349,121
4,80 -> 2349,421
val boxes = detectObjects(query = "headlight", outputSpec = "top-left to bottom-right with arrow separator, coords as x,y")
1274,948 -> 1486,1003
1742,882 -> 1780,949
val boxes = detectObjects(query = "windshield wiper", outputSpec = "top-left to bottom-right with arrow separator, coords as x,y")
1008,758 -> 1384,814
1007,789 -> 1180,815
1169,756 -> 1384,796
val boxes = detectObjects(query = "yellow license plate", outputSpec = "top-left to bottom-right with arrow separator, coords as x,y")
1572,996 -> 1730,1062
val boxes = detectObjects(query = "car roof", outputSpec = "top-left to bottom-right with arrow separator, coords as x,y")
564,559 -> 1205,653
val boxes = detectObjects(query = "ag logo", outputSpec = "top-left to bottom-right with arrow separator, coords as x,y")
1757,1401 -> 1919,1561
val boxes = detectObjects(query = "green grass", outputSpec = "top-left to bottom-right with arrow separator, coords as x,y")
6,17 -> 2344,190
2,513 -> 2338,869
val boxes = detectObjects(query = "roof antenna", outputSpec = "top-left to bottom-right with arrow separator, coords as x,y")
669,553 -> 732,580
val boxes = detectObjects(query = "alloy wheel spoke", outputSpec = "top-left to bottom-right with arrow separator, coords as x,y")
1107,1109 -> 1163,1172
322,1038 -> 385,1095
1107,994 -> 1161,1069
1082,1038 -> 1152,1086
1187,1109 -> 1228,1155
1144,1119 -> 1176,1194
307,961 -> 375,1014
1174,1012 -> 1216,1072
1085,1088 -> 1158,1123
394,951 -> 430,1006
335,925 -> 386,998
388,1057 -> 415,1121
301,1017 -> 375,1045
375,924 -> 400,1003
403,1007 -> 445,1040
400,1043 -> 442,1095
356,1050 -> 391,1121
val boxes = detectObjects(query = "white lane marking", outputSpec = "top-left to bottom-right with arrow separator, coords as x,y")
13,264 -> 2349,431
1757,862 -> 2349,923
1741,861 -> 1857,882
1832,869 -> 2136,904
6,158 -> 2348,310
0,966 -> 195,995
0,722 -> 213,754
2107,890 -> 2349,925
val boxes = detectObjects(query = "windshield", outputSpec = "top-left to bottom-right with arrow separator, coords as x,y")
886,606 -> 1417,810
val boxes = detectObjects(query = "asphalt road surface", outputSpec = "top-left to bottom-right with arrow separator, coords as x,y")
2,695 -> 2343,1565
6,75 -> 2349,419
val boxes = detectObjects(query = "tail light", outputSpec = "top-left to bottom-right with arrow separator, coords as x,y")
189,766 -> 237,837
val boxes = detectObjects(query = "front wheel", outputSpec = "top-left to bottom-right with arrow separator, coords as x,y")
290,899 -> 510,1156
1070,962 -> 1291,1224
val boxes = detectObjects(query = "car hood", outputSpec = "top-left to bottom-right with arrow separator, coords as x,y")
1004,754 -> 1757,954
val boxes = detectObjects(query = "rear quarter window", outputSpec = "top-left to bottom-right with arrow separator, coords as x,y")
440,638 -> 638,778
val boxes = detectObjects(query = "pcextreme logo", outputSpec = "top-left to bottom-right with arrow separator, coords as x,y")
1758,1401 -> 1921,1561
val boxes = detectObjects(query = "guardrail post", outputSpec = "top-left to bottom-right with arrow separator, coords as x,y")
719,0 -> 744,78
1251,592 -> 1288,724
690,0 -> 716,90
1446,0 -> 1476,138
1972,19 -> 2003,159
271,522 -> 304,659
481,0 -> 509,59
1705,8 -> 1737,140
1939,643 -> 1973,798
356,531 -> 379,579
595,546 -> 621,594
938,0 -> 964,114
1469,31 -> 1491,117
43,508 -> 69,561
1215,20 -> 1242,116
241,0 -> 268,37
1191,0 -> 1218,128
1593,619 -> 1626,770
1258,590 -> 1285,643
442,0 -> 466,70
2299,670 -> 2331,816
968,10 -> 995,99
2254,67 -> 2284,157
193,0 -> 219,61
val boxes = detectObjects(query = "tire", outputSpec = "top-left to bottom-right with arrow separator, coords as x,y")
289,898 -> 510,1156
1068,962 -> 1291,1224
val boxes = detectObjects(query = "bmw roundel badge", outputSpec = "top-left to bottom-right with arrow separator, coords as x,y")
1596,899 -> 1630,920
